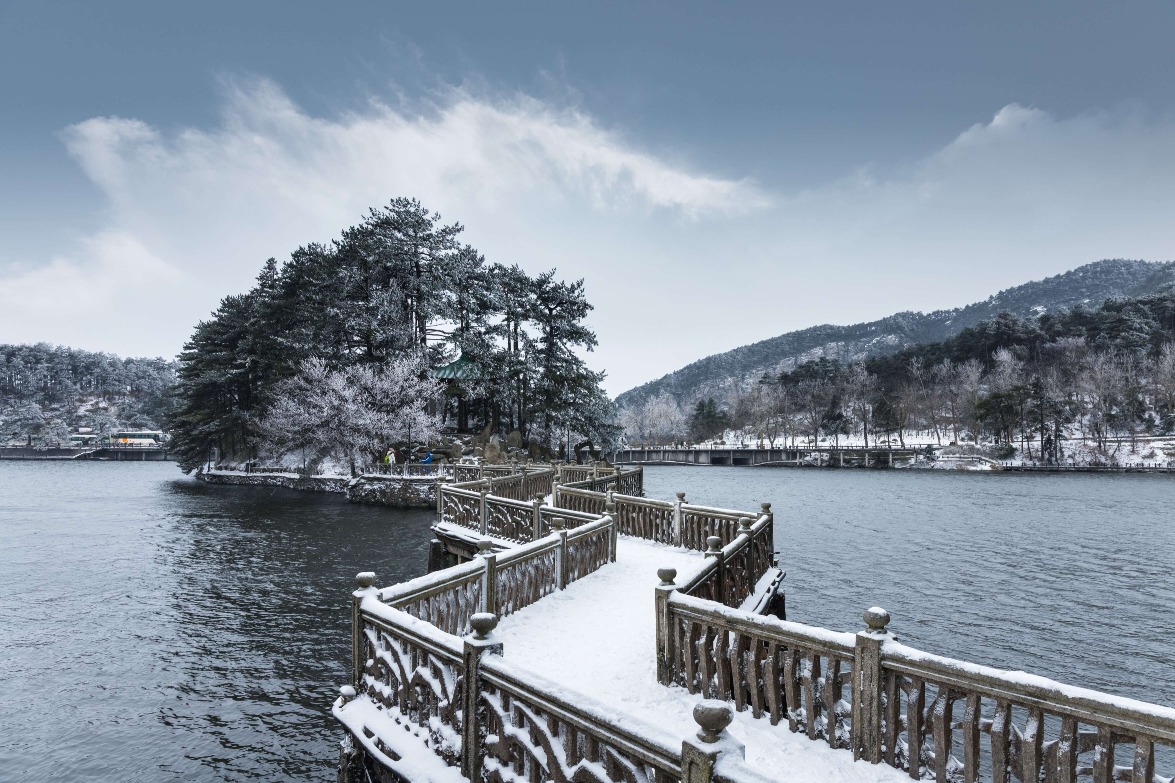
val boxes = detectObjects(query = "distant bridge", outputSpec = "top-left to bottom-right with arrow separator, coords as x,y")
0,444 -> 171,461
614,445 -> 928,468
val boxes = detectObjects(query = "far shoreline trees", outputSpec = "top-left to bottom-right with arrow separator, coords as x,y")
0,344 -> 175,447
168,197 -> 616,473
621,289 -> 1175,463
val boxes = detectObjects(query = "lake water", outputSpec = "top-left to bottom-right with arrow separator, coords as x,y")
0,461 -> 436,782
1,461 -> 1172,781
643,466 -> 1175,706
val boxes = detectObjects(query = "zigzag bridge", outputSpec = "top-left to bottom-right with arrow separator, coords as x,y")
333,462 -> 1175,783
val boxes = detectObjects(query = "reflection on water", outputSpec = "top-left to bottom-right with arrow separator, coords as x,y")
0,461 -> 436,782
2,461 -> 1172,780
642,465 -> 1175,708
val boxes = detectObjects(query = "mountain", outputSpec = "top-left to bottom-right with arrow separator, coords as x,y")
615,259 -> 1175,411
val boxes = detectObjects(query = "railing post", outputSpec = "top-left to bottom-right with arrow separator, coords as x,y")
605,499 -> 618,562
532,493 -> 544,540
637,463 -> 644,495
551,476 -> 561,508
682,701 -> 744,783
351,571 -> 378,687
435,476 -> 447,515
552,517 -> 568,589
852,606 -> 891,763
655,568 -> 677,685
477,539 -> 497,616
673,491 -> 685,548
704,535 -> 724,602
461,612 -> 503,781
479,487 -> 489,536
759,502 -> 775,565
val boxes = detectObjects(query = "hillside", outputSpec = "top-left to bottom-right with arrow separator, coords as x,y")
0,343 -> 176,446
615,259 -> 1175,410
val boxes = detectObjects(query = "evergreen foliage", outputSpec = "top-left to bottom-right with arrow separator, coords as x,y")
167,197 -> 614,472
688,398 -> 731,441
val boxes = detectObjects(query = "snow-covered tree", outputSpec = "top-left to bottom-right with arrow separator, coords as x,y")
258,357 -> 441,475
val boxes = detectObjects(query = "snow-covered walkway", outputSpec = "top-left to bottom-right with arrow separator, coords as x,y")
494,536 -> 908,783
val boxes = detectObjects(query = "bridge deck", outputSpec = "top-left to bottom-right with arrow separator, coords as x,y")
493,535 -> 906,783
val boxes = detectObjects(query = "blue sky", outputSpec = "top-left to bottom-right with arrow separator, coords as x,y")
3,1 -> 1175,393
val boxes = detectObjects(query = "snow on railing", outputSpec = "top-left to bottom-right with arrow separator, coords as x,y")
439,485 -> 598,543
654,590 -> 1175,783
341,461 -> 781,783
337,597 -> 772,783
365,515 -> 616,644
556,463 -> 643,495
551,482 -> 772,555
676,514 -> 775,608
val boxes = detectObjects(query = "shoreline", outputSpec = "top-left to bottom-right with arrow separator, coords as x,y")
197,468 -> 440,508
623,460 -> 1175,474
0,446 -> 173,461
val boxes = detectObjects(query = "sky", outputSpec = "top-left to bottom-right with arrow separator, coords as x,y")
2,1 -> 1175,395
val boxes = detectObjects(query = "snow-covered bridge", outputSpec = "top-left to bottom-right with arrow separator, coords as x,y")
333,463 -> 1175,783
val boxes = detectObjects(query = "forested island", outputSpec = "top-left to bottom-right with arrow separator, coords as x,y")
167,197 -> 616,474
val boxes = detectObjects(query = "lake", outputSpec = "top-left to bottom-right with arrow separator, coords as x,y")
1,461 -> 1171,781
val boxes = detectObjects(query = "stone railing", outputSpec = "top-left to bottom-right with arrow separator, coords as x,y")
654,594 -> 1175,783
382,463 -> 456,477
557,465 -> 596,484
452,463 -> 483,484
363,515 -> 615,643
443,465 -> 555,502
556,464 -> 643,494
338,596 -> 772,783
439,486 -> 600,542
448,481 -> 775,575
676,514 -> 775,608
554,487 -> 773,555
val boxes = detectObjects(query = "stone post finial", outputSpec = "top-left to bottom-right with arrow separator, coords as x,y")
705,535 -> 722,555
339,684 -> 357,705
760,502 -> 771,515
693,700 -> 734,743
737,517 -> 752,533
657,567 -> 677,587
477,539 -> 495,554
863,606 -> 891,635
355,571 -> 377,588
605,499 -> 617,515
470,612 -> 499,641
550,517 -> 566,531
676,491 -> 687,502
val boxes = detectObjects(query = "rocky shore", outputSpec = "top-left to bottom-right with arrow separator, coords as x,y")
198,469 -> 438,508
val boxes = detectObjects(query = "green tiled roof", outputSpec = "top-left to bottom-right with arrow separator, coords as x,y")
431,355 -> 487,380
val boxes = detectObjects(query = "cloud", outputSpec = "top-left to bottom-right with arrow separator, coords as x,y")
0,231 -> 182,351
0,78 -> 763,368
2,83 -> 1175,395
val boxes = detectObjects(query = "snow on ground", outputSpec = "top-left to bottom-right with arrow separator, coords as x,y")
494,536 -> 909,783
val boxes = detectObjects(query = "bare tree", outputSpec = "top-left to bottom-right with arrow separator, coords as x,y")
843,361 -> 876,447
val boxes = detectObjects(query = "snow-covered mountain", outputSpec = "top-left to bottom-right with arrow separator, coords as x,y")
615,259 -> 1175,411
